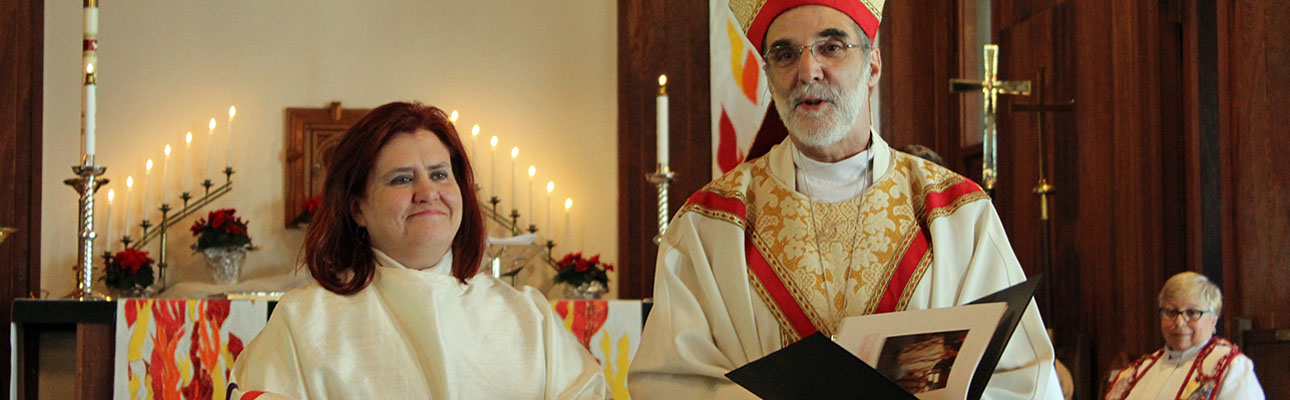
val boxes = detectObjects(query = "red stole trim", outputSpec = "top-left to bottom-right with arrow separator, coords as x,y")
746,235 -> 819,339
874,225 -> 929,314
685,191 -> 747,219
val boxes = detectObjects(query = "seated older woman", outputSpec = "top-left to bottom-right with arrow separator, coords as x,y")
1104,272 -> 1264,400
230,102 -> 608,398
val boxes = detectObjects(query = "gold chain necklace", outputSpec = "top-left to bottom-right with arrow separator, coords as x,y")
797,148 -> 874,329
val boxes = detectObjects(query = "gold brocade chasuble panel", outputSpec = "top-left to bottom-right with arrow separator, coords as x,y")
681,140 -> 989,344
743,159 -> 925,336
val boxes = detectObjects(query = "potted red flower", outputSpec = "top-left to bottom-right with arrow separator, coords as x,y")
552,252 -> 614,299
190,208 -> 253,284
102,248 -> 155,297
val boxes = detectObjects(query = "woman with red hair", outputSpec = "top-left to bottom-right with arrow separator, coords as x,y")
230,102 -> 607,399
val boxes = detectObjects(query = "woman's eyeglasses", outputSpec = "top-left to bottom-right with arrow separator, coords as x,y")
1159,307 -> 1211,322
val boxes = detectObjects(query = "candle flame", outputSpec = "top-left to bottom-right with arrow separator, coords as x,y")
564,198 -> 573,211
209,118 -> 217,131
510,147 -> 519,159
659,74 -> 667,86
126,176 -> 133,188
228,106 -> 237,118
185,132 -> 193,144
450,110 -> 459,122
546,181 -> 554,193
86,63 -> 94,74
146,159 -> 153,171
472,124 -> 480,138
163,144 -> 171,156
107,189 -> 114,201
490,136 -> 498,149
528,165 -> 536,177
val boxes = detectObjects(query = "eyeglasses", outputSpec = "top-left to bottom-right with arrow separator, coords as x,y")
1159,307 -> 1212,322
763,38 -> 867,69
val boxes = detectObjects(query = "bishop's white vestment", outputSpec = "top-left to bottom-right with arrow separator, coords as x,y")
628,134 -> 1060,399
229,250 -> 609,399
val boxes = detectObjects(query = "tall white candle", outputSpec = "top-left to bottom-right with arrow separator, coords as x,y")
206,118 -> 216,180
527,165 -> 536,222
83,63 -> 96,159
162,145 -> 172,204
226,106 -> 236,169
657,74 -> 669,165
123,176 -> 133,239
142,159 -> 153,217
546,181 -> 554,232
183,132 -> 193,191
489,136 -> 499,198
564,198 -> 573,248
104,189 -> 114,250
510,147 -> 519,210
82,1 -> 97,160
471,124 -> 480,162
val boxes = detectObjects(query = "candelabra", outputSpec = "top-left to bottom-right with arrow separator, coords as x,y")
646,163 -> 674,244
130,167 -> 236,292
63,157 -> 110,300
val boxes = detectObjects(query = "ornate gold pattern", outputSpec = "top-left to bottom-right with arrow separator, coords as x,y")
682,148 -> 985,342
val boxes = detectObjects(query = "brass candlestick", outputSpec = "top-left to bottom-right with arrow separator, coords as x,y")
646,163 -> 675,245
63,159 -> 110,300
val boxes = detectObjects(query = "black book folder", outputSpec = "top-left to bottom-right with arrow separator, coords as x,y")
726,275 -> 1043,400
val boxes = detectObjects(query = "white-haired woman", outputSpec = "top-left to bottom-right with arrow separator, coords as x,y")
1104,272 -> 1264,399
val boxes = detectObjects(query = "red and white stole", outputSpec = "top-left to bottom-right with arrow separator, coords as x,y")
1104,337 -> 1242,400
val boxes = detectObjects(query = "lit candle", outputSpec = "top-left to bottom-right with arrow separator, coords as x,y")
449,110 -> 458,122
162,145 -> 171,204
143,159 -> 153,217
226,106 -> 236,169
83,63 -> 96,159
183,132 -> 193,191
527,165 -> 536,222
82,0 -> 97,160
564,198 -> 573,248
104,189 -> 114,250
510,147 -> 519,210
546,181 -> 554,232
657,74 -> 669,166
123,176 -> 133,238
489,136 -> 499,198
205,118 -> 216,180
471,124 -> 480,162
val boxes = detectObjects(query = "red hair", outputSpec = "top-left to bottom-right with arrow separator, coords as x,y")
304,102 -> 485,294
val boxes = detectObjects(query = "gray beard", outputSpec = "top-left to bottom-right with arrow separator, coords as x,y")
775,78 -> 866,148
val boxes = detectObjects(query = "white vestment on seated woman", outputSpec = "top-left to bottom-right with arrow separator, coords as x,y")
229,249 -> 609,399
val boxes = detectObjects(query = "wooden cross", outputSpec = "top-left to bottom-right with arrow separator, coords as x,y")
950,44 -> 1032,192
1009,67 -> 1074,314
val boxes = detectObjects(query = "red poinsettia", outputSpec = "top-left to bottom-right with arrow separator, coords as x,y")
553,252 -> 614,287
103,248 -> 155,291
191,208 -> 253,251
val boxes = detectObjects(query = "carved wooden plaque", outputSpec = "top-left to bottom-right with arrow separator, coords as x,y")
283,102 -> 369,228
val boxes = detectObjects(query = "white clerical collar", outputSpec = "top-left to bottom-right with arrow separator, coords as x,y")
792,135 -> 874,203
372,248 -> 453,276
1164,341 -> 1205,364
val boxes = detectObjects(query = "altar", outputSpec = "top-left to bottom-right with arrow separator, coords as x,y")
10,298 -> 651,399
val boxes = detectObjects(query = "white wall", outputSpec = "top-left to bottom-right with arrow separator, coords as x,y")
43,1 -> 619,297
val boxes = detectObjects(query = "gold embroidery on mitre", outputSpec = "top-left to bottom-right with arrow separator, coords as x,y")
728,0 -> 770,33
862,0 -> 885,21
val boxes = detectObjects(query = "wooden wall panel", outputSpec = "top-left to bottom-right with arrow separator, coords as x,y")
0,0 -> 44,393
616,0 -> 711,299
1227,0 -> 1290,335
878,0 -> 962,172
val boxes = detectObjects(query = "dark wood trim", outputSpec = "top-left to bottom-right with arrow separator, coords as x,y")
616,0 -> 711,299
1,0 -> 45,394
